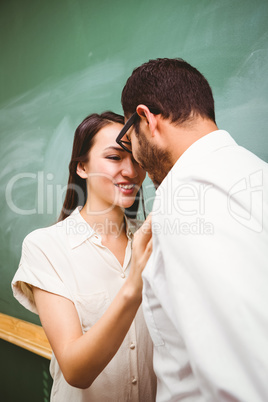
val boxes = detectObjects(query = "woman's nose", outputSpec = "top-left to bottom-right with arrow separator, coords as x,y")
121,157 -> 138,178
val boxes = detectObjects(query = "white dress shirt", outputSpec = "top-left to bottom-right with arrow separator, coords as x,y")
12,207 -> 156,402
142,130 -> 268,401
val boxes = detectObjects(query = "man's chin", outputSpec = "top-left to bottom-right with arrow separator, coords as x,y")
148,173 -> 160,189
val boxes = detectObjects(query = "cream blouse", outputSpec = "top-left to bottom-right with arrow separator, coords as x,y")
12,207 -> 156,402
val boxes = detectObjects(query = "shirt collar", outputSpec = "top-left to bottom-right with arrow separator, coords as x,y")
156,130 -> 237,196
66,207 -> 136,249
65,207 -> 95,249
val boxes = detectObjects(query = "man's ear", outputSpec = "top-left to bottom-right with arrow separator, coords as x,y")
76,162 -> 88,179
136,104 -> 158,136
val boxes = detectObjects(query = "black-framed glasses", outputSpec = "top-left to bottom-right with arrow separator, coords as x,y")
116,107 -> 160,153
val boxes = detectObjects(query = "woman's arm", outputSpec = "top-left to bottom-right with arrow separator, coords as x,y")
33,216 -> 152,389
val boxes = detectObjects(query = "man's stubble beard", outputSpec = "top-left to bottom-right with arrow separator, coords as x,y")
134,127 -> 173,189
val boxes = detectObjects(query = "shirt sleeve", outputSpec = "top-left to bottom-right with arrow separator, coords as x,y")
12,230 -> 73,314
152,177 -> 268,401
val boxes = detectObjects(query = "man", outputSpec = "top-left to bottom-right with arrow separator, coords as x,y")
116,58 -> 268,401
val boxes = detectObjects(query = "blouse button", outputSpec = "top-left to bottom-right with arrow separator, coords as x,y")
121,273 -> 126,278
130,343 -> 135,349
132,378 -> 137,385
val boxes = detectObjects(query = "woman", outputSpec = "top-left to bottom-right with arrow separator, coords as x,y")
12,112 -> 156,401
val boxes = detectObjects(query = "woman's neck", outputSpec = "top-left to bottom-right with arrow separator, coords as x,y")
80,203 -> 126,239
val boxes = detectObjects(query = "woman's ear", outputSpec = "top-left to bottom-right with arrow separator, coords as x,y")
136,104 -> 158,136
76,162 -> 88,179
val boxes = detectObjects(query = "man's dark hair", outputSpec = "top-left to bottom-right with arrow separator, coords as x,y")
121,58 -> 216,124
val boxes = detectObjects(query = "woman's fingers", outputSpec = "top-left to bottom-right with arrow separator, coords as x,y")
132,214 -> 153,270
134,214 -> 152,250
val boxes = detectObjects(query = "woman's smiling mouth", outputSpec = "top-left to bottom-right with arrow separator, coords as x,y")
114,183 -> 136,194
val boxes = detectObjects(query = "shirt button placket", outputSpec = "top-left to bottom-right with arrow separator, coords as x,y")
129,342 -> 138,401
129,316 -> 139,400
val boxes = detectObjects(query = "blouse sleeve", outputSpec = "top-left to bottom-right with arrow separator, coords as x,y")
12,230 -> 73,314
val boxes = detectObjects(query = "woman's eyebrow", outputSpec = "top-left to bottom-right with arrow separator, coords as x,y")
104,146 -> 125,152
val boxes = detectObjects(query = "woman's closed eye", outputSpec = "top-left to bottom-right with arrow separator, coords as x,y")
106,155 -> 121,161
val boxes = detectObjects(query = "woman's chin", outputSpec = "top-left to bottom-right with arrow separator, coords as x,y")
118,199 -> 137,210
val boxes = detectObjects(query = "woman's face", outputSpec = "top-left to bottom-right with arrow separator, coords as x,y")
78,123 -> 146,213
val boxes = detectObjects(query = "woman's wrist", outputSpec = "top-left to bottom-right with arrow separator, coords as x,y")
122,277 -> 142,306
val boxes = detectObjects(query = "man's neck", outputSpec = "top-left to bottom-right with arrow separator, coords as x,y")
165,117 -> 218,165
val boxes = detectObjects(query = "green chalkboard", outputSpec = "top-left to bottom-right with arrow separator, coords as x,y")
1,339 -> 52,402
1,0 -> 268,398
1,0 -> 268,322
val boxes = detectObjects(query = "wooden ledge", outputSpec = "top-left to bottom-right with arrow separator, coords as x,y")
0,313 -> 52,360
